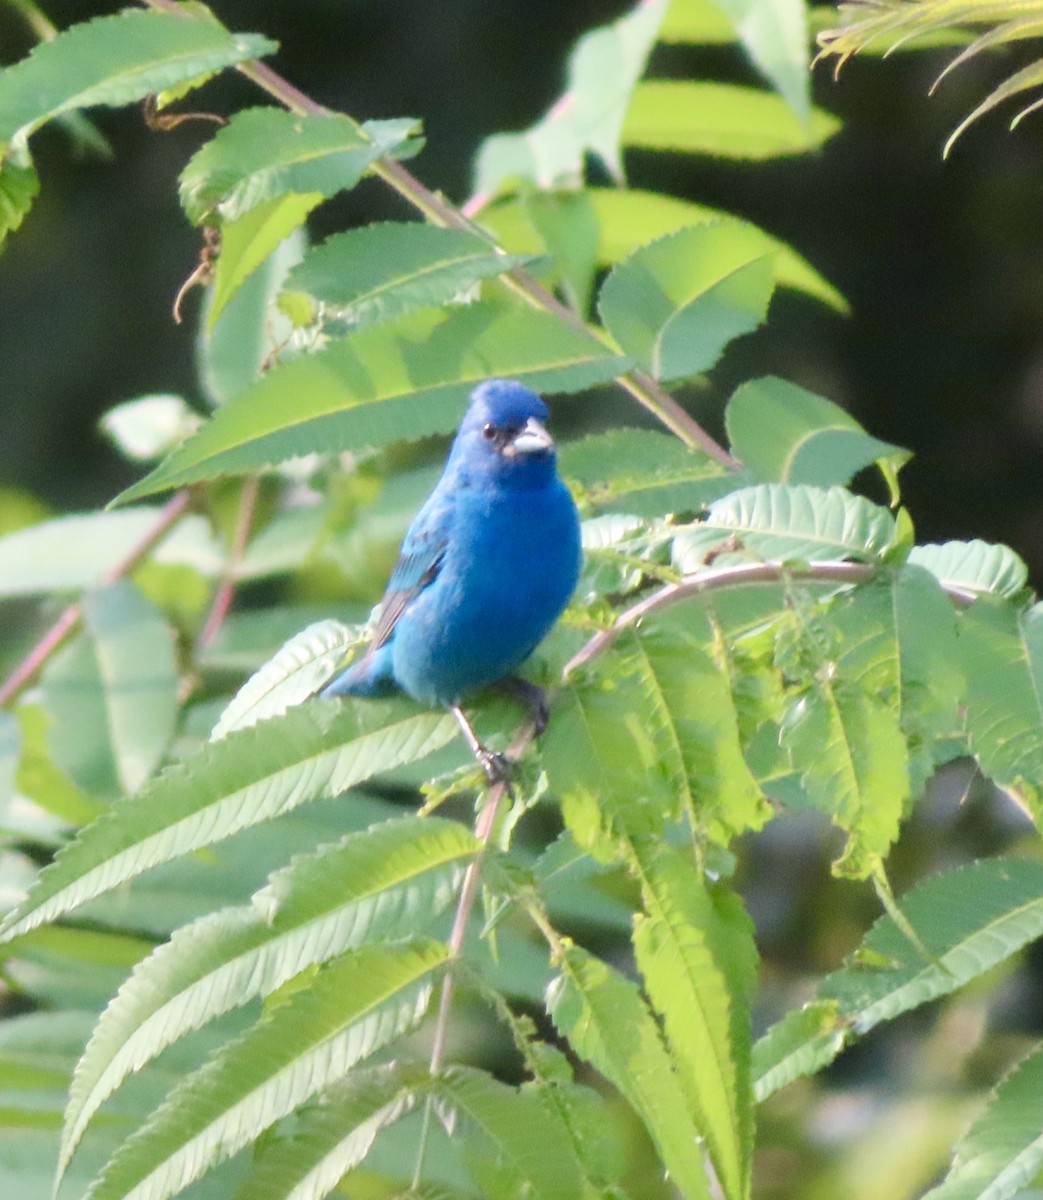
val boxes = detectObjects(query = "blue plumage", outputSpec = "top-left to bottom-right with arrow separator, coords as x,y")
321,379 -> 582,717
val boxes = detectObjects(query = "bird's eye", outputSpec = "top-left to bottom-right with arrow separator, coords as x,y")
482,423 -> 497,440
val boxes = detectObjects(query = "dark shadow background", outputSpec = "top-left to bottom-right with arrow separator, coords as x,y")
4,0 -> 1043,581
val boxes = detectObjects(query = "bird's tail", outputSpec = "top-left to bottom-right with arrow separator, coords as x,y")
320,643 -> 398,699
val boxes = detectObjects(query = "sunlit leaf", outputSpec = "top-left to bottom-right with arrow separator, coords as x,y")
598,220 -> 777,381
210,620 -> 360,740
920,1040 -> 1043,1200
0,10 -> 275,145
547,942 -> 711,1200
481,186 -> 846,309
672,483 -> 897,569
39,581 -> 178,797
100,396 -> 203,464
630,844 -> 755,1200
284,222 -> 529,328
472,0 -> 669,196
754,857 -> 1043,1100
624,81 -> 839,158
115,303 -> 629,502
61,817 -> 478,1181
179,110 -> 418,224
0,702 -> 457,942
561,427 -> 736,516
960,599 -> 1043,820
707,0 -> 810,118
725,376 -> 908,489
909,540 -> 1029,601
81,941 -> 448,1200
0,142 -> 39,248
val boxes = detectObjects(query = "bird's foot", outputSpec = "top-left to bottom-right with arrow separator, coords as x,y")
450,703 -> 516,787
477,748 -> 515,786
499,677 -> 549,736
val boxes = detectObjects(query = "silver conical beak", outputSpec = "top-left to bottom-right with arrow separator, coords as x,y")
508,416 -> 554,456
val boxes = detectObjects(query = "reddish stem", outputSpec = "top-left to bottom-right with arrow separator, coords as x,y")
0,490 -> 193,708
196,476 -> 261,649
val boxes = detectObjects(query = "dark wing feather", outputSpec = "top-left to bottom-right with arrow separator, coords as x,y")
370,492 -> 453,649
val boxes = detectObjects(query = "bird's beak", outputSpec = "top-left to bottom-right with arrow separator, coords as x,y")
507,417 -> 554,456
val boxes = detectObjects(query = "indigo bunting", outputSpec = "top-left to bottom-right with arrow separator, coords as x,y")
322,378 -> 582,777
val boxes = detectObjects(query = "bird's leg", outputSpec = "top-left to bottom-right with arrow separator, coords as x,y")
450,704 -> 513,785
497,676 -> 549,735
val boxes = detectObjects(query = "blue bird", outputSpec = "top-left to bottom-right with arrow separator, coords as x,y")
321,378 -> 582,778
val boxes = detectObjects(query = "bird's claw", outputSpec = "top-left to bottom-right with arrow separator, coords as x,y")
478,749 -> 514,786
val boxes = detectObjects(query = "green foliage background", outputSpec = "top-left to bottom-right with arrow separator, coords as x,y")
2,3 -> 1043,1200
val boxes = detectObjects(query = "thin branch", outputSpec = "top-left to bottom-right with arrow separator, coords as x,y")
196,475 -> 261,649
411,718 -> 534,1188
0,489 -> 193,708
137,0 -> 735,465
563,559 -> 979,679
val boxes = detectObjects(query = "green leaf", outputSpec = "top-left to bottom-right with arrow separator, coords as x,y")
209,193 -> 323,330
908,540 -> 1029,601
830,567 -> 963,792
751,999 -> 844,1102
781,675 -> 909,877
0,509 -> 221,596
199,227 -> 306,406
12,703 -> 101,829
100,395 -> 203,463
435,1067 -> 590,1200
598,221 -> 777,382
115,303 -> 629,502
0,142 -> 39,248
945,55 -> 1043,157
630,846 -> 755,1200
920,1041 -> 1043,1200
0,504 -> 333,597
623,82 -> 840,159
547,942 -> 711,1200
753,858 -> 1043,1100
39,581 -> 178,796
0,10 -> 275,145
82,941 -> 448,1200
0,701 -> 457,943
472,0 -> 669,196
623,624 -> 769,840
672,483 -> 897,569
707,0 -> 809,120
482,186 -> 846,310
660,0 -> 737,43
725,376 -> 909,489
179,110 -> 418,224
210,620 -> 360,740
233,1068 -> 415,1200
61,817 -> 478,1181
960,600 -> 1043,820
284,222 -> 529,328
560,427 -> 735,516
522,190 -> 601,314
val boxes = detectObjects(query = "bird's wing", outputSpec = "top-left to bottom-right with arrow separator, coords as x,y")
371,493 -> 452,649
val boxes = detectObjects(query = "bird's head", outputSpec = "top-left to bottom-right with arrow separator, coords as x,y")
452,379 -> 558,485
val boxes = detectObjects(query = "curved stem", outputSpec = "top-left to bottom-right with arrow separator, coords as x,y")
563,559 -> 978,679
0,489 -> 193,708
